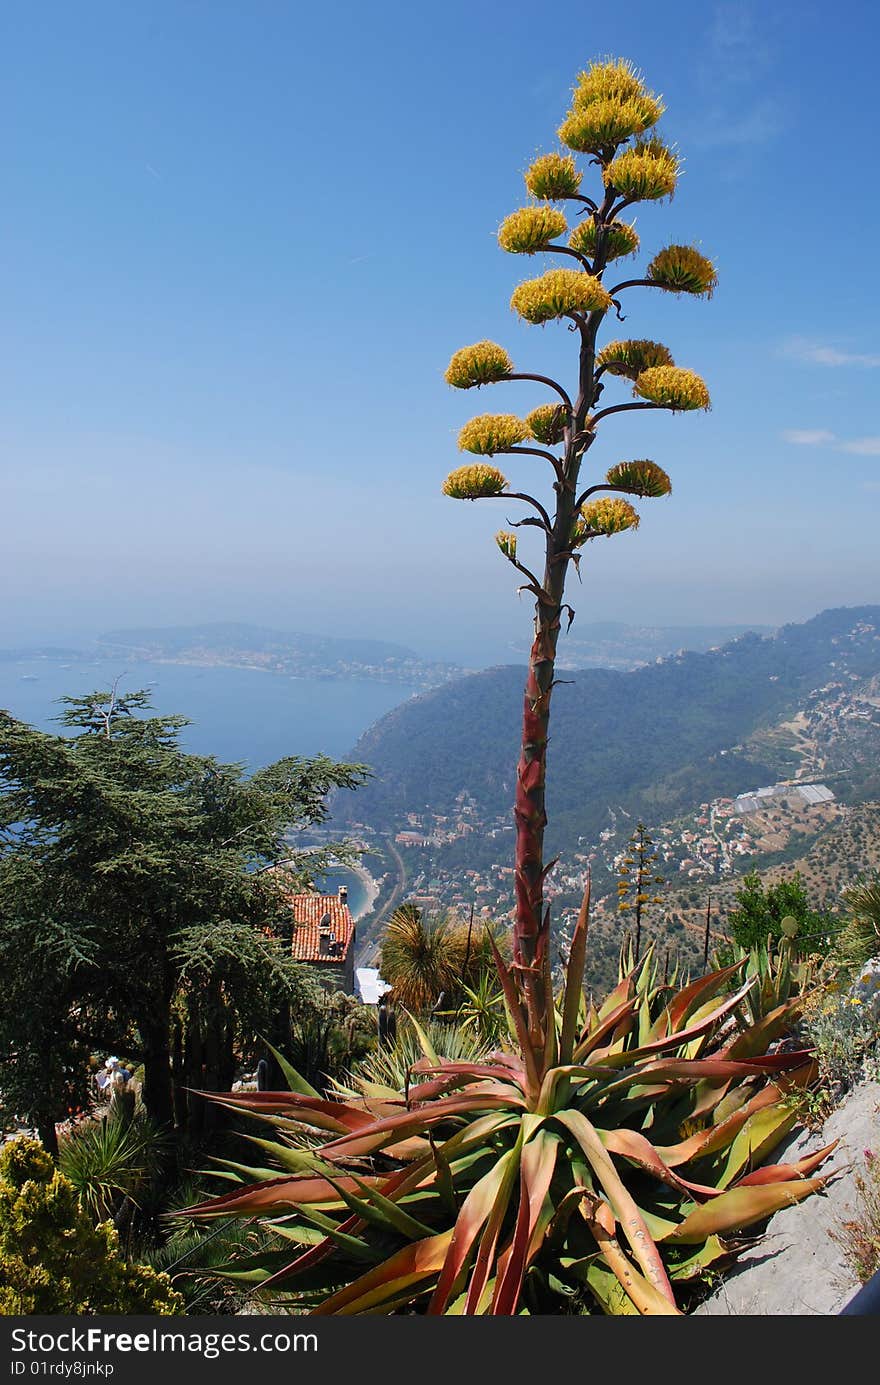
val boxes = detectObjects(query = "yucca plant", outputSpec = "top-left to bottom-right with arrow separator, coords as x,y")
58,1112 -> 168,1226
184,885 -> 836,1315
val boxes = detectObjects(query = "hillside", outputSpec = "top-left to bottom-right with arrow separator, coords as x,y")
339,606 -> 880,855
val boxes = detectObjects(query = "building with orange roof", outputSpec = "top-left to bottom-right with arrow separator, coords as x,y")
282,886 -> 356,994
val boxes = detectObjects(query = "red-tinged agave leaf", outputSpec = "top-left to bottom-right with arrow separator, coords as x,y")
411,1058 -> 524,1080
574,997 -> 638,1062
179,1171 -> 385,1218
720,998 -> 804,1060
321,1093 -> 518,1160
662,1175 -> 830,1243
204,1090 -> 375,1135
600,1128 -> 721,1200
407,1069 -> 526,1105
715,1102 -> 800,1189
257,1155 -> 436,1291
491,1130 -> 559,1315
734,1141 -> 839,1187
582,1210 -> 682,1315
429,1141 -> 522,1314
662,959 -> 746,1033
311,1230 -> 454,1315
488,931 -> 541,1097
655,1107 -> 754,1168
560,874 -> 592,1065
555,1109 -> 677,1308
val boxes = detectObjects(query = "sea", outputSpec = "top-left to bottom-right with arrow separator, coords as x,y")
0,655 -> 416,919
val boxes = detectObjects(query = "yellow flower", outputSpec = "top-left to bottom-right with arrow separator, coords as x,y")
526,402 -> 567,445
573,58 -> 652,109
495,530 -> 517,560
634,365 -> 710,411
511,268 -> 611,324
647,244 -> 718,297
569,218 -> 639,262
442,464 -> 508,500
498,206 -> 568,254
605,460 -> 672,497
445,341 -> 513,389
596,339 -> 674,380
458,414 -> 529,454
559,95 -> 663,154
579,497 -> 641,537
604,137 -> 680,201
524,152 -> 582,200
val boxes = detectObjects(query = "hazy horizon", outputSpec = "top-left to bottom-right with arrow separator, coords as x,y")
3,2 -> 877,665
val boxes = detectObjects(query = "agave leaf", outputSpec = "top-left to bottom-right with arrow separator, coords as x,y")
346,1172 -> 436,1241
177,1171 -> 385,1218
312,1230 -> 454,1315
721,998 -> 803,1059
583,1261 -> 641,1315
713,1103 -> 799,1189
401,1009 -> 440,1065
295,1206 -> 380,1262
581,1209 -> 682,1315
259,1037 -> 322,1099
321,1092 -> 517,1160
560,875 -> 592,1065
555,1108 -> 677,1308
662,1175 -> 829,1243
662,959 -> 745,1033
429,1136 -> 523,1314
667,1235 -> 729,1281
573,997 -> 638,1062
733,1141 -> 838,1187
240,1136 -> 339,1177
491,1129 -> 559,1314
600,1128 -> 720,1200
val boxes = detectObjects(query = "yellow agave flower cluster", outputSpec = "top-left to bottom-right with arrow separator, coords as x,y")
442,463 -> 508,500
511,268 -> 611,324
634,365 -> 710,411
525,402 -> 567,445
445,341 -> 513,390
498,206 -> 567,255
604,136 -> 680,202
568,218 -> 640,262
597,339 -> 674,380
458,414 -> 529,455
559,59 -> 663,156
605,459 -> 672,498
575,496 -> 641,542
523,152 -> 582,201
495,529 -> 518,560
647,244 -> 718,297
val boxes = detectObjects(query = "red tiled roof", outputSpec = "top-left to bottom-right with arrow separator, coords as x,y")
285,893 -> 355,964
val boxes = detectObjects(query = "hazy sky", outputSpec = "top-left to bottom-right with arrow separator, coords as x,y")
2,0 -> 878,664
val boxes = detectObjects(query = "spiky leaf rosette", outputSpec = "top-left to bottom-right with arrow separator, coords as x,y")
597,339 -> 674,380
647,245 -> 718,297
634,365 -> 710,411
526,403 -> 567,445
524,152 -> 582,200
495,530 -> 517,560
559,95 -> 663,155
573,57 -> 652,108
458,414 -> 529,455
446,341 -> 513,389
606,460 -> 672,498
604,137 -> 680,201
580,496 -> 641,536
569,218 -> 639,261
498,206 -> 567,254
442,463 -> 508,499
511,268 -> 611,324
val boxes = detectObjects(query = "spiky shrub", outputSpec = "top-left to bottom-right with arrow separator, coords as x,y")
184,927 -> 835,1315
180,58 -> 829,1318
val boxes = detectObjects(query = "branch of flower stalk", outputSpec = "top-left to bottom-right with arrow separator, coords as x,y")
470,490 -> 554,532
539,242 -> 594,272
591,401 -> 666,426
607,277 -> 658,296
575,481 -> 640,509
506,444 -> 565,485
504,373 -> 574,411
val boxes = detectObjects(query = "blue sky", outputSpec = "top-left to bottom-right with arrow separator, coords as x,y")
2,0 -> 877,663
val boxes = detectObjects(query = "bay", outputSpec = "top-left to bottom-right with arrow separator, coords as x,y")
0,656 -> 418,767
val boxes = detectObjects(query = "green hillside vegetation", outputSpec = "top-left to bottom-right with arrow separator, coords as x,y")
338,606 -> 880,859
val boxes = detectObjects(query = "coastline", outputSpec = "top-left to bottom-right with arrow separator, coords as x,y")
346,862 -> 381,921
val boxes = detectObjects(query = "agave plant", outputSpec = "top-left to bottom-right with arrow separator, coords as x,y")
184,885 -> 835,1315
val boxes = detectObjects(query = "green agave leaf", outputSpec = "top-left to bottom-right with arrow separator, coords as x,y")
259,1036 -> 323,1099
583,1262 -> 640,1315
713,1103 -> 799,1190
668,1235 -> 729,1281
313,1231 -> 454,1316
662,1175 -> 828,1243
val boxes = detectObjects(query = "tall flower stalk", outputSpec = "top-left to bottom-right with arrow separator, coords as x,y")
443,58 -> 715,1066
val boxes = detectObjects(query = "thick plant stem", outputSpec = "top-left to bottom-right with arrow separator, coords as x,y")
513,304 -> 603,1049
